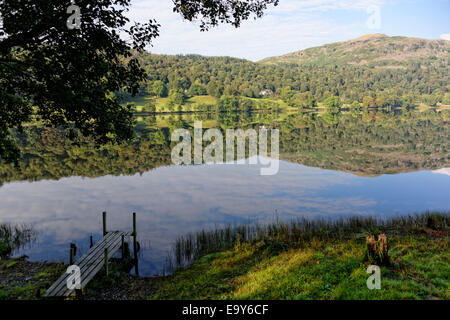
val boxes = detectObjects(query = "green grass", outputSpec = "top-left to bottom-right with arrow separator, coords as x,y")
150,213 -> 449,300
245,97 -> 292,111
126,95 -> 296,114
187,95 -> 218,105
126,95 -> 217,113
150,234 -> 449,300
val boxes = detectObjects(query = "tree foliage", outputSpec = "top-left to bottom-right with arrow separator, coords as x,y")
172,0 -> 279,31
137,53 -> 449,109
0,0 -> 278,163
151,80 -> 168,97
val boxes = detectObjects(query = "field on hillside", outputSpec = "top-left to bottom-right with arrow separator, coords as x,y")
127,94 -> 314,114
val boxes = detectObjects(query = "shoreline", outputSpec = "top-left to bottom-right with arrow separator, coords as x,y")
1,212 -> 448,300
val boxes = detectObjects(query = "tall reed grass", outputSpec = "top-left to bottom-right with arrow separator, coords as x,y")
0,223 -> 36,258
165,211 -> 449,272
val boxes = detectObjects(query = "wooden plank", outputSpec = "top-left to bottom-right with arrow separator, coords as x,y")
47,232 -> 126,296
73,232 -> 117,268
60,235 -> 126,296
75,233 -> 126,283
45,232 -> 126,297
44,231 -> 131,297
45,233 -> 122,297
73,232 -> 123,270
58,236 -> 124,296
44,232 -> 118,296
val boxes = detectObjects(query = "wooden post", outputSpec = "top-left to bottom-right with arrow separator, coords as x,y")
121,234 -> 125,259
90,235 -> 93,248
102,211 -> 107,237
132,212 -> 139,276
69,243 -> 76,265
104,248 -> 109,276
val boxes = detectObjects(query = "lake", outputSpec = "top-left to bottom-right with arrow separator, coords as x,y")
0,109 -> 449,275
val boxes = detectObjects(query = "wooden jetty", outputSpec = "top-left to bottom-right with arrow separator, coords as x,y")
44,212 -> 138,297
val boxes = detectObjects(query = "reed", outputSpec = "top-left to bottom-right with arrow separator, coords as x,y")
0,223 -> 36,258
165,211 -> 449,271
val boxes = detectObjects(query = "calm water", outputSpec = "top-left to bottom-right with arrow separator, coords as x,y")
1,109 -> 449,275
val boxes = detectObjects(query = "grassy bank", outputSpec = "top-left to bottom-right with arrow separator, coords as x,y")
0,213 -> 449,300
150,233 -> 449,300
151,212 -> 449,300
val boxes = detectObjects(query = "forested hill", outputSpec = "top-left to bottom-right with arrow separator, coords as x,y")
260,34 -> 450,68
132,34 -> 449,106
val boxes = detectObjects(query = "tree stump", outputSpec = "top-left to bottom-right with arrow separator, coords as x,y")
366,233 -> 389,266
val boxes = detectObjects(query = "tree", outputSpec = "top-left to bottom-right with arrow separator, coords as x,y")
0,0 -> 160,164
351,100 -> 361,109
442,93 -> 450,105
173,0 -> 279,31
291,91 -> 316,108
0,0 -> 279,163
168,89 -> 186,106
151,80 -> 168,97
151,130 -> 168,146
218,95 -> 239,112
280,86 -> 294,104
206,80 -> 222,98
323,96 -> 343,110
189,82 -> 207,96
223,85 -> 239,96
362,96 -> 376,108
240,99 -> 254,112
145,102 -> 157,113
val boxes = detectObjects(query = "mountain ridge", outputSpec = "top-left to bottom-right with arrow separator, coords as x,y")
259,34 -> 450,68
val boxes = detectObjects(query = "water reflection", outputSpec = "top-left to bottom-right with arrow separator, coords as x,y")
1,109 -> 448,185
0,109 -> 449,274
0,160 -> 449,274
0,223 -> 36,258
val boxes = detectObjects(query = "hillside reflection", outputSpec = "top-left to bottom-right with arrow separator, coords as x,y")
0,108 -> 449,185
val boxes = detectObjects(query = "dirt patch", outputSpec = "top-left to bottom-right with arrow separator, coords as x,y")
84,273 -> 160,300
0,256 -> 160,300
0,256 -> 66,299
423,228 -> 450,238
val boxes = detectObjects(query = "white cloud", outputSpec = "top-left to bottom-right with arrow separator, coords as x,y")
432,168 -> 450,176
125,0 -> 387,61
441,33 -> 450,41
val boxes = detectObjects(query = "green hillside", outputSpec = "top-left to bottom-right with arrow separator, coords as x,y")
122,34 -> 450,110
260,34 -> 450,68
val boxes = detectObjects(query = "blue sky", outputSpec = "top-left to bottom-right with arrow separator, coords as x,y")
128,0 -> 450,61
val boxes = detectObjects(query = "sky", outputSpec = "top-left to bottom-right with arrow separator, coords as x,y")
128,0 -> 450,61
126,0 -> 450,61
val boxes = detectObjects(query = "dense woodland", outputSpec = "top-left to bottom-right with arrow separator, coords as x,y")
122,40 -> 450,110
